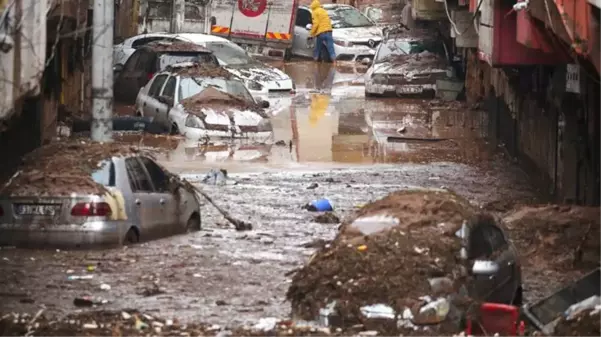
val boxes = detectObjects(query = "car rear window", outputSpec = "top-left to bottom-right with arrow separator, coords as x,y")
91,160 -> 116,187
158,52 -> 218,71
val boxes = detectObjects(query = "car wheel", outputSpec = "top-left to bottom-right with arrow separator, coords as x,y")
186,213 -> 201,233
124,227 -> 139,244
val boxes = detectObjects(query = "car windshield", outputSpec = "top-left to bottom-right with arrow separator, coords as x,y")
375,39 -> 442,63
180,77 -> 254,102
205,42 -> 255,65
327,7 -> 374,28
158,52 -> 215,71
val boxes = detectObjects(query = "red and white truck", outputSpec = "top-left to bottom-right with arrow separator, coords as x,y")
208,0 -> 298,59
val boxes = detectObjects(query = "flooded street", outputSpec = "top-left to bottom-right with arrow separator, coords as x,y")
0,61 -> 544,328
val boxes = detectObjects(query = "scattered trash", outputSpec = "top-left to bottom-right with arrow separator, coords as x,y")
252,317 -> 279,332
87,265 -> 96,272
82,322 -> 98,329
564,296 -> 601,320
202,169 -> 228,185
73,296 -> 108,307
134,315 -> 148,330
303,198 -> 333,212
313,212 -> 340,224
274,140 -> 287,146
349,215 -> 399,235
428,277 -> 454,295
67,275 -> 94,280
191,184 -> 252,231
121,312 -> 132,320
319,301 -> 338,327
359,331 -> 379,336
100,283 -> 111,291
413,246 -> 429,254
412,297 -> 450,325
307,182 -> 319,190
360,304 -> 395,319
396,126 -> 406,133
357,245 -> 368,252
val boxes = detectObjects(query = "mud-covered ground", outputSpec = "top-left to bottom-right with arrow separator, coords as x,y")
1,61 -> 595,335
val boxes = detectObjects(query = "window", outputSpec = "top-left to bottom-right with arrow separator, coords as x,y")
123,52 -> 141,72
148,74 -> 168,97
91,160 -> 116,186
205,42 -> 254,65
139,157 -> 169,192
161,76 -> 177,98
296,9 -> 311,27
125,158 -> 153,192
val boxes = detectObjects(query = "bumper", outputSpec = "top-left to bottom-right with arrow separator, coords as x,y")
184,128 -> 273,143
0,221 -> 124,248
334,45 -> 376,62
365,82 -> 437,96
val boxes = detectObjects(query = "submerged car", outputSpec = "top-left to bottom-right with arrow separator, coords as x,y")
114,40 -> 219,104
365,32 -> 453,97
113,32 -> 294,111
136,63 -> 273,142
292,3 -> 383,62
0,143 -> 202,248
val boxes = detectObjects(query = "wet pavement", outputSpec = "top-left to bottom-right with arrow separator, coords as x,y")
0,60 -> 547,328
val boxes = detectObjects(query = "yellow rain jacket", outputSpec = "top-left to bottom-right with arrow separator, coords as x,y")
309,0 -> 333,37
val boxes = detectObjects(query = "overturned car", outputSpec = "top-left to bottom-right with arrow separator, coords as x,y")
365,32 -> 454,98
287,189 -> 523,335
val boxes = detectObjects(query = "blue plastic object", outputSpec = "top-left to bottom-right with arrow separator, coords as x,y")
309,198 -> 333,212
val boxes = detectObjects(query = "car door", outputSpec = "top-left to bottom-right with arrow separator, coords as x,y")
155,75 -> 177,126
143,74 -> 168,120
293,8 -> 314,57
114,51 -> 141,103
138,156 -> 179,232
124,157 -> 156,238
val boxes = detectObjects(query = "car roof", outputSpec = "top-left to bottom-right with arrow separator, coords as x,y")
141,40 -> 212,53
171,33 -> 229,44
164,63 -> 236,80
124,32 -> 173,45
322,4 -> 353,10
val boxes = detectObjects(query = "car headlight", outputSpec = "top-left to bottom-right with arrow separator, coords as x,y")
371,74 -> 387,84
185,115 -> 204,129
246,80 -> 264,91
257,118 -> 272,132
333,39 -> 353,47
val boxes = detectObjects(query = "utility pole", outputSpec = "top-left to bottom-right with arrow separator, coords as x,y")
171,0 -> 185,33
91,0 -> 114,142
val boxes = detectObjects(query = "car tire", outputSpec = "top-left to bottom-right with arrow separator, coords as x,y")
186,213 -> 201,233
124,227 -> 139,244
169,123 -> 179,135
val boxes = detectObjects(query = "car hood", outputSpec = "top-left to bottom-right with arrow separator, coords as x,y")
371,53 -> 448,78
333,26 -> 383,42
224,64 -> 293,89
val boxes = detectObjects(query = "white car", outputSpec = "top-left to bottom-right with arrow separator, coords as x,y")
291,4 -> 383,62
135,63 -> 273,142
114,32 -> 294,113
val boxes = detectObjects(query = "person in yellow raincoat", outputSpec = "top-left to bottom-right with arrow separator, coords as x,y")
309,0 -> 336,62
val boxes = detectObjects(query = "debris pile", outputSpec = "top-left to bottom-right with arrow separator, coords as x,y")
554,308 -> 600,336
287,189 -> 481,335
503,205 -> 600,270
0,141 -> 156,196
181,87 -> 267,118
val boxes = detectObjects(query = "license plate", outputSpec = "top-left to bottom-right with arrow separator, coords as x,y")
396,86 -> 424,94
14,204 -> 60,216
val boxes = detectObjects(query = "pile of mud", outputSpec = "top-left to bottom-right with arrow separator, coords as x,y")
0,310 -> 368,336
287,189 -> 480,334
171,63 -> 234,79
503,205 -> 600,270
0,141 -> 155,196
181,87 -> 267,118
553,309 -> 600,336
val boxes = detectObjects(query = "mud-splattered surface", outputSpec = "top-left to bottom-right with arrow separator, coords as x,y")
0,60 -> 595,335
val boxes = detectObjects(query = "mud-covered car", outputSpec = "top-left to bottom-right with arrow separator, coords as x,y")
114,40 -> 219,104
136,63 -> 273,141
365,33 -> 452,97
287,190 -> 523,334
0,142 -> 202,248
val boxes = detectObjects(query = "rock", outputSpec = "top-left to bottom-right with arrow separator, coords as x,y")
307,183 -> 319,189
314,212 -> 340,224
215,300 -> 228,306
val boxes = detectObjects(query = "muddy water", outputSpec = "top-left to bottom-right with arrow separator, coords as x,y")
0,60 -> 543,327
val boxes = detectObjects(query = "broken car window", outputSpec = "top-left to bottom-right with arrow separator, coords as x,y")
139,157 -> 169,192
125,158 -> 154,192
148,74 -> 168,97
205,42 -> 254,65
91,160 -> 116,187
180,77 -> 254,102
374,40 -> 441,63
327,7 -> 373,28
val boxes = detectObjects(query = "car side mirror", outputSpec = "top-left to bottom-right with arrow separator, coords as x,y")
261,100 -> 270,108
305,24 -> 312,31
471,260 -> 499,276
158,95 -> 174,107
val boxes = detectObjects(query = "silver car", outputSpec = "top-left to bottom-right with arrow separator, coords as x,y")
0,155 -> 201,248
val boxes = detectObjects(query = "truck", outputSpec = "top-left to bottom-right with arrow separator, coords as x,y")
0,0 -> 47,127
208,0 -> 298,59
